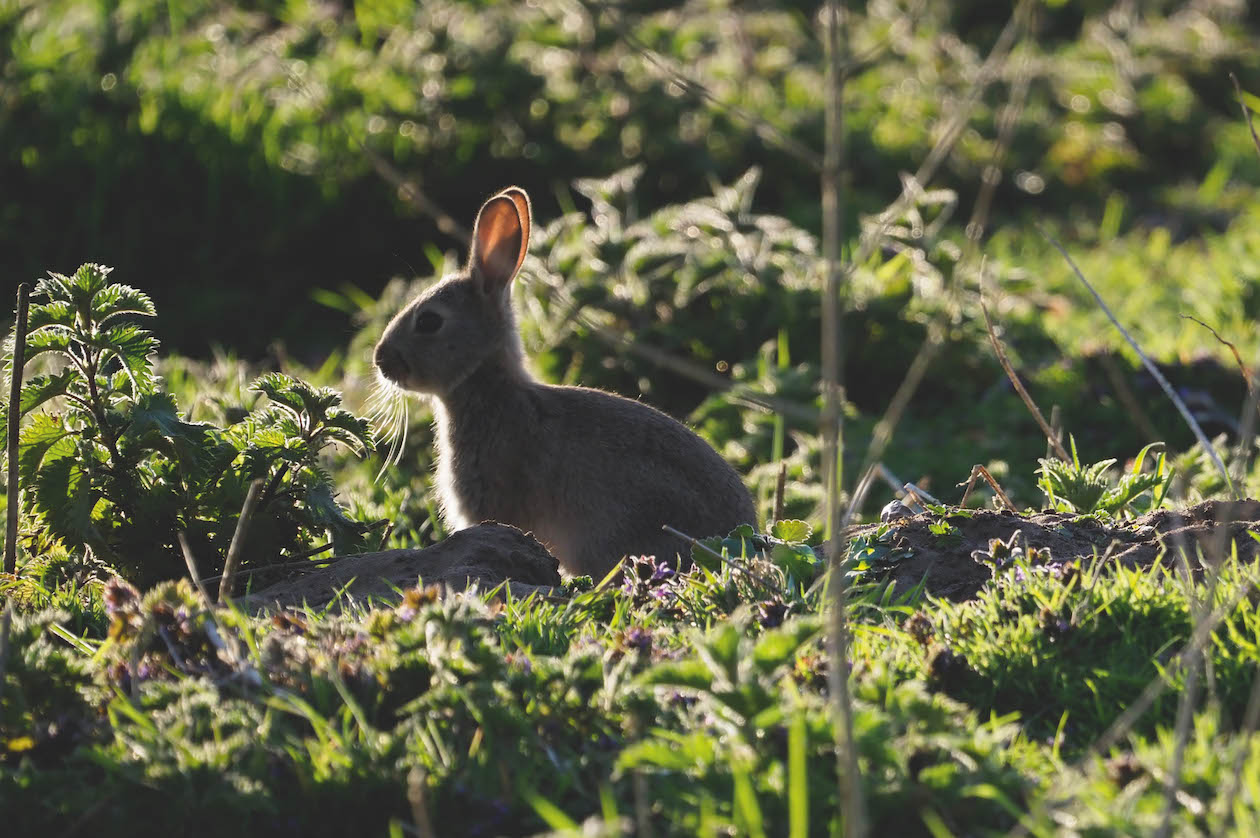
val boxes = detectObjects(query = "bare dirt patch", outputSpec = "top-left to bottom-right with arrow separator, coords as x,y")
847,499 -> 1260,601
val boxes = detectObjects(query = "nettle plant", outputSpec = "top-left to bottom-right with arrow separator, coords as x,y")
1036,438 -> 1173,518
8,264 -> 375,587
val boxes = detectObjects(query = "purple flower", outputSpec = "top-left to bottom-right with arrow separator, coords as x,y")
625,626 -> 652,652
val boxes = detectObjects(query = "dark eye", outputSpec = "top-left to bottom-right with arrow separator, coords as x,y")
414,310 -> 443,334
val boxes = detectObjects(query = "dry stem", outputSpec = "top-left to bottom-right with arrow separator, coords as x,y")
219,478 -> 265,603
5,284 -> 29,576
981,300 -> 1070,462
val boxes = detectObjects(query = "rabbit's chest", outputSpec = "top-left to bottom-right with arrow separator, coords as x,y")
435,423 -> 539,523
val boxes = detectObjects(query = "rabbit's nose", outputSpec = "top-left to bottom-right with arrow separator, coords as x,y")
374,343 -> 410,382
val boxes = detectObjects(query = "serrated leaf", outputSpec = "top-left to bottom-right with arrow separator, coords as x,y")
693,524 -> 765,568
770,519 -> 812,543
17,414 -> 74,482
94,324 -> 158,396
34,273 -> 74,304
25,300 -> 75,333
23,327 -> 75,362
770,543 -> 822,582
316,407 -> 374,455
0,368 -> 78,431
252,372 -> 307,416
66,264 -> 113,322
31,450 -> 95,549
126,392 -> 226,479
302,478 -> 369,554
697,622 -> 743,683
92,284 -> 156,325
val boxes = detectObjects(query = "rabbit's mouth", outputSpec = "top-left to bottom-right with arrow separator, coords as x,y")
374,343 -> 410,385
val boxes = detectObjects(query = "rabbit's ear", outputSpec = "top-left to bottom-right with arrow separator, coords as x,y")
470,187 -> 531,295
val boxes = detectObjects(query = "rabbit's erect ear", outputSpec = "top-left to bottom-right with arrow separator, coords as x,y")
470,187 -> 531,295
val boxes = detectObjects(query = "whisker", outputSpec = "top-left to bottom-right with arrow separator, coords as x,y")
374,389 -> 408,483
394,397 -> 410,469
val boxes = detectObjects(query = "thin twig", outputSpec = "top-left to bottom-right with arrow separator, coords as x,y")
1181,314 -> 1257,402
1041,228 -> 1234,496
200,545 -> 337,585
957,465 -> 1017,511
981,300 -> 1070,462
5,283 -> 29,576
377,521 -> 396,552
177,531 -> 215,609
661,524 -> 779,597
901,483 -> 941,507
1230,73 -> 1260,162
821,1 -> 864,835
219,478 -> 265,603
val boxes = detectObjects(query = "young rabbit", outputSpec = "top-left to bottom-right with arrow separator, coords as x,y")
373,187 -> 756,578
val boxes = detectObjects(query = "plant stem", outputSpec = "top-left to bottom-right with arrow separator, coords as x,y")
218,478 -> 265,603
822,1 -> 864,835
5,284 -> 29,576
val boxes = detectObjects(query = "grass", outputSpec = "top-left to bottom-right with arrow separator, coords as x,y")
3,529 -> 1259,835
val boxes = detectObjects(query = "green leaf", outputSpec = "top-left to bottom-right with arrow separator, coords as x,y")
634,658 -> 714,690
771,519 -> 812,544
770,543 -> 822,582
315,407 -> 375,455
92,284 -> 156,325
693,524 -> 765,568
33,272 -> 74,304
751,618 -> 821,674
617,732 -> 717,773
66,263 -> 113,322
94,323 -> 158,396
23,327 -> 75,362
126,392 -> 227,479
17,413 -> 74,482
25,300 -> 75,333
0,368 -> 78,430
250,373 -> 307,418
301,477 -> 369,554
31,449 -> 96,550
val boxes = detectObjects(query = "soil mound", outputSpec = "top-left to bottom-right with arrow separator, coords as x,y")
848,499 -> 1260,601
239,522 -> 561,612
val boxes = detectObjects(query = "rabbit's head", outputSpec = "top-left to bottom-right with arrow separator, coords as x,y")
374,187 -> 531,397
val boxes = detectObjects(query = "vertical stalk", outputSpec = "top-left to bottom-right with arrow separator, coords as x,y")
5,284 -> 30,576
821,2 -> 864,836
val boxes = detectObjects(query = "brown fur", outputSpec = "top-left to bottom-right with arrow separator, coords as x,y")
373,187 -> 756,577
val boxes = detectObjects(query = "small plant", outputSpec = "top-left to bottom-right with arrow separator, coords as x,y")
8,264 -> 375,586
1036,438 -> 1172,518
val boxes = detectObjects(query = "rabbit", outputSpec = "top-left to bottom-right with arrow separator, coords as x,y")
373,186 -> 756,579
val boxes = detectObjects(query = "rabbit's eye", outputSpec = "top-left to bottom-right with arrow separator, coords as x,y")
414,310 -> 443,334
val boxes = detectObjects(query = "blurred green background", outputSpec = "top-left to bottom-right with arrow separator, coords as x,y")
5,0 -> 1260,513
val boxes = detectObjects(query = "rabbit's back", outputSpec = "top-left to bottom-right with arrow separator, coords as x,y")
436,377 -> 754,577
